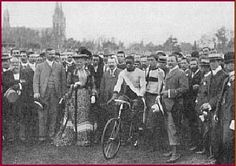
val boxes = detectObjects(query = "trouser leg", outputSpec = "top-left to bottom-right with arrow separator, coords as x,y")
48,92 -> 59,138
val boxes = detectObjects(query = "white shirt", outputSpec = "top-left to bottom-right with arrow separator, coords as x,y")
14,73 -> 20,80
192,69 -> 200,78
168,65 -> 179,74
94,65 -> 98,73
109,67 -> 117,76
29,63 -> 36,71
204,71 -> 211,77
46,59 -> 53,68
21,62 -> 28,68
114,68 -> 146,96
212,65 -> 222,76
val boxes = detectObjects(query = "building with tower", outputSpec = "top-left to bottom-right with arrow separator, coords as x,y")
2,2 -> 66,50
53,2 -> 66,49
3,9 -> 10,29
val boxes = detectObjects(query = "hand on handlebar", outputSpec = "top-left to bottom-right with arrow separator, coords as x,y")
74,82 -> 82,88
107,93 -> 118,105
107,98 -> 113,105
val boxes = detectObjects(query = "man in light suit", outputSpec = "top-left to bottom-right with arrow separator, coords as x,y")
33,49 -> 66,142
161,54 -> 189,163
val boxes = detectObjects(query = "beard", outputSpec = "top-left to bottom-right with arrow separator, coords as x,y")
141,64 -> 147,69
109,65 -> 115,69
191,67 -> 198,73
127,66 -> 135,72
167,63 -> 174,69
127,67 -> 135,72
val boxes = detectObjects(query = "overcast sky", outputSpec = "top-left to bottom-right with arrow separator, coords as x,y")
2,2 -> 234,46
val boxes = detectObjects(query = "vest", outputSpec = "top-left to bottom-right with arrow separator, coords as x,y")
47,68 -> 55,90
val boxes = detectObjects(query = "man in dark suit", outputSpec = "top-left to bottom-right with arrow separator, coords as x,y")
215,52 -> 234,164
194,57 -> 211,154
18,54 -> 37,142
92,54 -> 104,90
100,57 -> 122,116
90,54 -> 105,144
2,53 -> 19,142
185,58 -> 202,150
201,53 -> 227,162
33,49 -> 66,142
3,55 -> 22,142
161,54 -> 189,163
96,58 -> 122,143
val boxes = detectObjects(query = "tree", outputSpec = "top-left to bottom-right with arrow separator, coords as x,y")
215,26 -> 228,53
163,36 -> 179,52
180,42 -> 193,54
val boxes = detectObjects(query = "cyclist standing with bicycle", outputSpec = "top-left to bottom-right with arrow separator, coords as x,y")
109,55 -> 146,146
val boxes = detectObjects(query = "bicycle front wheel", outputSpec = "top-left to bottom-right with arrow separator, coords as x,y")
101,118 -> 121,159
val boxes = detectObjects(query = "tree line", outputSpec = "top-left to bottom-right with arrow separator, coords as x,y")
2,26 -> 234,54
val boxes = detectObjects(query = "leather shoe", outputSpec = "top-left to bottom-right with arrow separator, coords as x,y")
196,148 -> 206,154
163,151 -> 172,157
189,146 -> 197,151
166,154 -> 181,163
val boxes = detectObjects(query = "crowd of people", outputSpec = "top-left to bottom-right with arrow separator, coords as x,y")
2,47 -> 234,164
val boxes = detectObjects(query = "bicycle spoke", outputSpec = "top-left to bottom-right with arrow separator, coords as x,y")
102,118 -> 121,159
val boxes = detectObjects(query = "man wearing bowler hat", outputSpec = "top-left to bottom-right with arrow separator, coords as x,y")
33,48 -> 66,143
214,52 -> 234,164
2,53 -> 21,142
157,52 -> 169,76
194,57 -> 211,154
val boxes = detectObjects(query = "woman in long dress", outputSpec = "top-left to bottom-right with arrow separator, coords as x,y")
53,52 -> 96,146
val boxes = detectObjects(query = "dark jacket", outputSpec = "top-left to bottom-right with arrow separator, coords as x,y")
195,72 -> 211,114
2,69 -> 17,94
20,65 -> 34,103
216,75 -> 234,144
208,69 -> 227,111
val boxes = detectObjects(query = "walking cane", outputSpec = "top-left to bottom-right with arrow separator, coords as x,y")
74,87 -> 78,142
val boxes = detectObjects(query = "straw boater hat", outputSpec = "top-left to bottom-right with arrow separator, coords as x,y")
2,53 -> 11,60
208,53 -> 223,61
158,55 -> 167,63
199,57 -> 210,66
4,88 -> 19,103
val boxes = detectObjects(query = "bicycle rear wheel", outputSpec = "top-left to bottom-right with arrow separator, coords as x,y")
101,118 -> 121,159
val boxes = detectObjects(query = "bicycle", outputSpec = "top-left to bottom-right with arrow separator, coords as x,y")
101,97 -> 143,160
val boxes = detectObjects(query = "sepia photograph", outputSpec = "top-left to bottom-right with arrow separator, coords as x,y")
1,1 -> 235,164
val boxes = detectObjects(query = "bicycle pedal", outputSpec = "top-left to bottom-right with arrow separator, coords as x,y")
133,140 -> 138,147
138,127 -> 144,131
109,137 -> 115,141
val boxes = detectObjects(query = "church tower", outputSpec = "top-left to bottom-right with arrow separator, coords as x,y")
52,2 -> 66,49
3,9 -> 10,29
